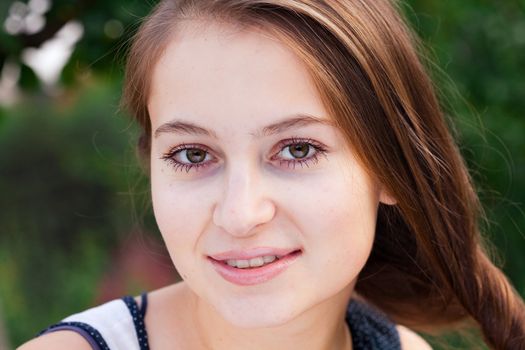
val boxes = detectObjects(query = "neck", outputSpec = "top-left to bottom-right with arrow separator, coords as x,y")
188,284 -> 354,350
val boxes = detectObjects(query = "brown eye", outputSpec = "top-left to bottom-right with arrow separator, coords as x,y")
289,143 -> 310,159
186,148 -> 207,163
161,144 -> 216,173
272,138 -> 328,170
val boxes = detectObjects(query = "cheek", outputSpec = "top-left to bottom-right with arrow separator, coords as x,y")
150,168 -> 214,258
288,166 -> 379,283
286,166 -> 379,239
151,179 -> 216,283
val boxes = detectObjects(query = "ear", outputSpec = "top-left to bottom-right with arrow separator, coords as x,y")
379,187 -> 397,205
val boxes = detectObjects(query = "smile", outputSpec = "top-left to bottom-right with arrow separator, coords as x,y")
208,249 -> 302,286
225,255 -> 279,269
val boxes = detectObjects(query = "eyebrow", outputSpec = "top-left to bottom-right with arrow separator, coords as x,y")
153,114 -> 335,139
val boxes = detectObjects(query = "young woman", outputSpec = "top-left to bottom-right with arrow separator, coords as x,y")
20,0 -> 525,349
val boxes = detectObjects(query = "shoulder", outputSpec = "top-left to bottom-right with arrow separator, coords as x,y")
17,331 -> 92,350
18,297 -> 135,350
397,325 -> 432,350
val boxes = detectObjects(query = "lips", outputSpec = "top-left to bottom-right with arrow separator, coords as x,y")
208,248 -> 302,286
209,247 -> 300,261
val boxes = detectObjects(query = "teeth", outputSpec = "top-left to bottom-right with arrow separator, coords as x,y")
263,255 -> 277,263
225,255 -> 278,269
249,257 -> 264,267
236,259 -> 250,269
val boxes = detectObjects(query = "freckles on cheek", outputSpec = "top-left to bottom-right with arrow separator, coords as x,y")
152,185 -> 198,239
310,182 -> 377,241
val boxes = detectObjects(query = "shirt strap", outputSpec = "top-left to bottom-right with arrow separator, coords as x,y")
346,299 -> 401,350
38,321 -> 109,350
121,293 -> 150,350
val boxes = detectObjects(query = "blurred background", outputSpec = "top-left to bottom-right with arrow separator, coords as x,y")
0,0 -> 523,349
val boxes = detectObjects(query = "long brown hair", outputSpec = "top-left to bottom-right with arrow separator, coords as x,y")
121,0 -> 525,348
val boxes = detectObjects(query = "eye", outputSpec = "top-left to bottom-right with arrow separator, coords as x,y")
160,143 -> 214,173
281,142 -> 313,159
272,137 -> 328,169
184,148 -> 207,163
161,138 -> 328,173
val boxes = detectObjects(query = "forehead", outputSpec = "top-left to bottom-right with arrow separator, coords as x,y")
147,20 -> 330,133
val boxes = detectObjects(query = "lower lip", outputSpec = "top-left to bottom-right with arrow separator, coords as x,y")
208,251 -> 302,286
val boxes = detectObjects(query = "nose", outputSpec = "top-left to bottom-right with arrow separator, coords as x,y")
212,162 -> 276,237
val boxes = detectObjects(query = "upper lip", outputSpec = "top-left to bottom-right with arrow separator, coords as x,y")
208,247 -> 301,261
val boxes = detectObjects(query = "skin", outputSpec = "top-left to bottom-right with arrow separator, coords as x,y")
18,19 -> 432,350
147,20 -> 390,350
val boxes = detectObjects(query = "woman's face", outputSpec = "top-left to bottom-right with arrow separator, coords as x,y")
148,21 -> 392,327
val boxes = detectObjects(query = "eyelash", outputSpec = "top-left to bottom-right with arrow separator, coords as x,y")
160,137 -> 328,173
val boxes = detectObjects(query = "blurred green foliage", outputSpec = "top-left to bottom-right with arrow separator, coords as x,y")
0,0 -> 524,348
0,78 -> 149,346
405,0 -> 525,292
